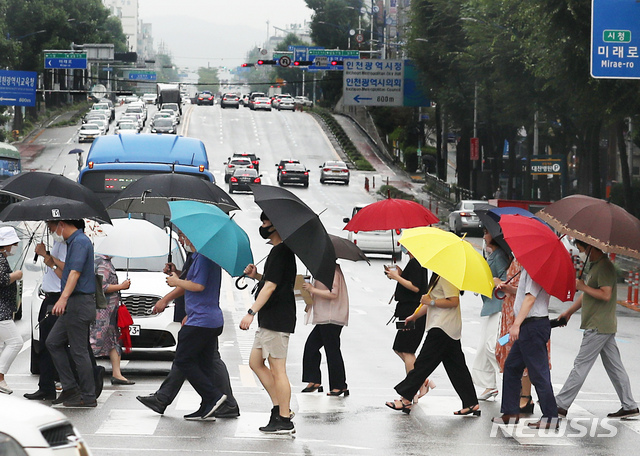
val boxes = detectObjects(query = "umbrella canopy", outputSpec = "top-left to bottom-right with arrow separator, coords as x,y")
108,173 -> 240,215
329,234 -> 369,263
250,184 -> 336,289
0,195 -> 106,222
94,218 -> 172,258
168,200 -> 253,277
0,171 -> 111,223
536,194 -> 640,259
343,198 -> 439,232
499,214 -> 575,302
475,206 -> 547,257
399,227 -> 494,297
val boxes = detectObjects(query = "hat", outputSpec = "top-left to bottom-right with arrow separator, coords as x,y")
0,227 -> 20,247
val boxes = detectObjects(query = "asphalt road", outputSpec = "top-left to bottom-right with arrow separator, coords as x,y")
6,100 -> 640,456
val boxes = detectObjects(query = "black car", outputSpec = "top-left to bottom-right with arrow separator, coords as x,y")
232,152 -> 260,171
278,162 -> 309,187
229,168 -> 261,193
197,91 -> 214,105
275,158 -> 300,179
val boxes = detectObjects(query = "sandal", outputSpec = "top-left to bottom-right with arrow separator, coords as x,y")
453,404 -> 481,417
385,399 -> 412,414
301,383 -> 323,393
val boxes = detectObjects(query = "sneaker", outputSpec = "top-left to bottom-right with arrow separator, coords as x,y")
52,387 -> 80,405
184,404 -> 207,421
607,407 -> 640,419
213,401 -> 240,418
136,394 -> 167,415
0,380 -> 12,395
201,394 -> 227,419
259,415 -> 295,434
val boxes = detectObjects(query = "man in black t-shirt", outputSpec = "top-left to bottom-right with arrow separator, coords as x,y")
240,212 -> 297,434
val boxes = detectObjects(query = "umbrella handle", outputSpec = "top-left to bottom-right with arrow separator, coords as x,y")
235,275 -> 249,290
495,270 -> 521,300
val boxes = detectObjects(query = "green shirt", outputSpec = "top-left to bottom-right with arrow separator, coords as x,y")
580,256 -> 617,334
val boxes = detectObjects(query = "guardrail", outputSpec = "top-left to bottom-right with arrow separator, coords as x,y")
424,173 -> 473,203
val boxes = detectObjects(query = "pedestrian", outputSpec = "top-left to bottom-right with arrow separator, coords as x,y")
0,227 -> 24,395
301,264 -> 349,396
136,232 -> 240,419
472,229 -> 509,401
384,252 -> 435,402
555,241 -> 638,419
386,273 -> 480,417
46,219 -> 98,407
492,268 -> 558,429
494,187 -> 503,199
91,254 -> 133,385
240,211 -> 297,434
24,239 -> 66,401
164,233 -> 227,420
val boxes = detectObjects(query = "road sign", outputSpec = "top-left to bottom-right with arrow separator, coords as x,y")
470,138 -> 480,161
308,50 -> 360,70
44,52 -> 87,69
279,56 -> 292,67
355,34 -> 364,44
127,70 -> 157,81
0,70 -> 37,107
591,0 -> 640,79
530,157 -> 563,175
314,56 -> 328,67
343,60 -> 404,106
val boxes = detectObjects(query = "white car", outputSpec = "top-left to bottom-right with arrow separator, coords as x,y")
294,96 -> 313,107
276,96 -> 295,111
252,97 -> 272,111
87,119 -> 108,135
142,93 -> 157,104
0,394 -> 92,455
77,123 -> 102,142
114,122 -> 138,135
343,204 -> 402,260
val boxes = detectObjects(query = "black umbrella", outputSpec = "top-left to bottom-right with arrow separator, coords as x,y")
0,195 -> 106,222
0,171 -> 111,224
474,204 -> 512,256
330,234 -> 370,263
108,173 -> 240,215
250,184 -> 336,289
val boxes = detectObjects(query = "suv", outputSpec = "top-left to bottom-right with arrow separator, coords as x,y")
278,162 -> 309,187
197,90 -> 214,105
275,158 -> 300,179
343,204 -> 402,260
231,152 -> 260,171
221,93 -> 240,109
448,200 -> 486,235
224,157 -> 253,182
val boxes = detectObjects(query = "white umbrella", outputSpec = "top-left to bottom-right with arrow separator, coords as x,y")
94,218 -> 171,258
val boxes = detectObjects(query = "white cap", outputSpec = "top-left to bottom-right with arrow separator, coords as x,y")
0,227 -> 19,247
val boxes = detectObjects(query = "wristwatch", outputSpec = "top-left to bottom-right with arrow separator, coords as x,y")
429,299 -> 436,307
247,308 -> 256,316
51,264 -> 57,270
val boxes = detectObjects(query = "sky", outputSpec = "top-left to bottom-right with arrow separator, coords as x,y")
138,0 -> 314,69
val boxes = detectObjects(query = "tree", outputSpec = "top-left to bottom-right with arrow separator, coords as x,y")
197,67 -> 220,93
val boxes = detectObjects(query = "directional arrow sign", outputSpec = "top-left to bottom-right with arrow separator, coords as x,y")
343,60 -> 404,106
353,95 -> 372,103
44,53 -> 87,69
0,70 -> 37,107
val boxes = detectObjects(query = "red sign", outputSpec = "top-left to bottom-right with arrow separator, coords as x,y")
470,137 -> 480,160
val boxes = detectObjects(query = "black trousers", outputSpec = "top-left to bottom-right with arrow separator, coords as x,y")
395,327 -> 478,408
302,324 -> 347,390
37,293 -> 60,394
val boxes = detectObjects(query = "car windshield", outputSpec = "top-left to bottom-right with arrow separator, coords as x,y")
235,169 -> 257,177
163,103 -> 179,111
126,107 -> 142,114
231,159 -> 251,166
80,125 -> 99,131
119,123 -> 137,130
155,119 -> 173,127
285,164 -> 305,171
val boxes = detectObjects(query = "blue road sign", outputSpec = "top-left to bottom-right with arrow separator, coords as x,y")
44,53 -> 87,69
591,0 -> 640,78
308,50 -> 360,70
0,70 -> 37,107
128,71 -> 157,81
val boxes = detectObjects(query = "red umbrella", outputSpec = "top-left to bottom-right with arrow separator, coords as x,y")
499,214 -> 575,302
343,198 -> 439,232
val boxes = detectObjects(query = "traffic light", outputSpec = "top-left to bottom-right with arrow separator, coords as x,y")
241,63 -> 254,67
257,60 -> 277,65
331,60 -> 344,66
293,60 -> 313,66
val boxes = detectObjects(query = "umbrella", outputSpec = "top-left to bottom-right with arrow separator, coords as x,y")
94,218 -> 172,258
108,173 -> 240,215
168,200 -> 253,277
329,234 -> 369,263
0,195 -> 106,222
536,194 -> 640,259
499,214 -> 575,302
475,206 -> 548,257
0,171 -> 111,223
250,184 -> 336,289
399,227 -> 494,298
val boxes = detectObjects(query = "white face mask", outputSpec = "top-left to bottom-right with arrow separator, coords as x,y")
50,224 -> 64,243
184,244 -> 194,253
3,245 -> 16,257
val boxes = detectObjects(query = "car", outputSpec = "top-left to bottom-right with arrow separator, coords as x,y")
82,112 -> 109,125
248,92 -> 266,109
98,98 -> 116,120
161,103 -> 181,123
142,93 -> 157,104
343,204 -> 402,260
231,152 -> 260,171
114,122 -> 138,135
223,157 -> 253,182
294,96 -> 313,107
124,95 -> 139,103
276,96 -> 295,111
119,114 -> 143,131
228,167 -> 261,193
278,162 -> 309,187
87,119 -> 108,135
150,118 -> 177,134
125,105 -> 146,125
252,97 -> 272,111
158,109 -> 178,123
320,160 -> 350,184
448,199 -> 487,235
150,112 -> 176,129
240,94 -> 250,106
77,123 -> 102,142
0,394 -> 92,455
275,158 -> 300,179
196,91 -> 214,105
220,93 -> 240,109
91,102 -> 111,120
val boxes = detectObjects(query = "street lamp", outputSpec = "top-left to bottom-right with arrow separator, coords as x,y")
6,30 -> 46,41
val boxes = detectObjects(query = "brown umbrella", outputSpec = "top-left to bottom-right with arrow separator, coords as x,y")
536,195 -> 640,259
330,234 -> 370,263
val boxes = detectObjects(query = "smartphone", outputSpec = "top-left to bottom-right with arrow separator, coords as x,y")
396,320 -> 415,330
498,334 -> 510,346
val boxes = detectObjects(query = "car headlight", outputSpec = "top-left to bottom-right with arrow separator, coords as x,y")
0,432 -> 28,456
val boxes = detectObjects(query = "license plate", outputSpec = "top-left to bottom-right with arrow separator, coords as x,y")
129,325 -> 141,336
332,170 -> 341,173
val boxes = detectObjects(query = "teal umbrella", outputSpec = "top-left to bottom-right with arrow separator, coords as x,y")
168,201 -> 253,277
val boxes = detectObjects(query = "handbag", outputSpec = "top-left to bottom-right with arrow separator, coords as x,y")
117,303 -> 134,353
95,274 -> 108,309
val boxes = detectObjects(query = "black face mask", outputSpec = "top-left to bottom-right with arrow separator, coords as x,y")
259,224 -> 274,239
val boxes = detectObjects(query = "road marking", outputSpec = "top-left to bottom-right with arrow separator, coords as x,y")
238,364 -> 257,387
95,410 -> 161,435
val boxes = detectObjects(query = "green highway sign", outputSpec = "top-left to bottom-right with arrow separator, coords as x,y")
44,52 -> 87,59
603,30 -> 631,43
310,50 -> 360,57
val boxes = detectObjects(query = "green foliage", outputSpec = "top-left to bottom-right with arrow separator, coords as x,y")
377,185 -> 418,202
403,146 -> 419,173
197,67 -> 220,93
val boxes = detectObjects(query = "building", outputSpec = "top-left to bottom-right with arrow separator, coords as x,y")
102,0 -> 140,53
138,22 -> 154,62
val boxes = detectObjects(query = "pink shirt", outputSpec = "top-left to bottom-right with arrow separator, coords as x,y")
305,265 -> 349,326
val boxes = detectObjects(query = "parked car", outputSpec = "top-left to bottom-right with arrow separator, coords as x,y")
196,90 -> 214,105
228,168 -> 261,193
224,157 -> 253,182
278,162 -> 309,187
252,97 -> 272,111
343,204 -> 402,260
275,158 -> 300,179
0,394 -> 93,455
77,123 -> 102,142
448,199 -> 487,235
150,118 -> 177,134
320,160 -> 350,184
114,122 -> 138,135
231,152 -> 260,171
294,96 -> 313,107
220,93 -> 240,109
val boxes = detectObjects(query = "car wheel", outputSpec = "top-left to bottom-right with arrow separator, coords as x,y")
236,105 -> 239,109
228,188 -> 233,194
224,175 -> 230,183
393,250 -> 403,262
320,178 -> 325,184
345,180 -> 350,185
278,179 -> 284,186
303,182 -> 309,188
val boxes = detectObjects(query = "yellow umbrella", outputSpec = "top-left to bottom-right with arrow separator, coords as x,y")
399,227 -> 494,298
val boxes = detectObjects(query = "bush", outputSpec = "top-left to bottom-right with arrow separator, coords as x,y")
377,184 -> 417,201
403,146 -> 419,173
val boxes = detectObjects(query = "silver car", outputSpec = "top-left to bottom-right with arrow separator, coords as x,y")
448,200 -> 487,235
224,157 -> 253,182
319,161 -> 350,185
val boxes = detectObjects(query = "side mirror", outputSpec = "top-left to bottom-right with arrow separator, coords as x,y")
319,165 -> 323,168
343,217 -> 350,223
